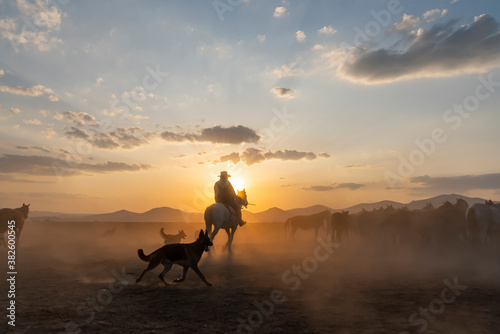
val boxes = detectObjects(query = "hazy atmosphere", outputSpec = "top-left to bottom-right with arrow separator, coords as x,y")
1,0 -> 499,214
1,1 -> 500,334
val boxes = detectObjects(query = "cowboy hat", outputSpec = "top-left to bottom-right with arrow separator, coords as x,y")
219,171 -> 231,178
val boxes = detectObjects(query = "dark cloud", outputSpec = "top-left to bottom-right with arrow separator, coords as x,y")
219,152 -> 240,164
303,183 -> 365,192
215,148 -> 330,166
161,125 -> 260,145
65,127 -> 89,140
335,182 -> 366,190
270,87 -> 295,98
16,146 -> 50,153
0,174 -> 53,183
64,126 -> 153,150
58,111 -> 99,126
89,132 -> 120,149
340,15 -> 500,83
0,154 -> 151,176
410,173 -> 500,192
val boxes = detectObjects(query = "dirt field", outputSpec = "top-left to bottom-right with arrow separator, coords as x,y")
2,221 -> 500,334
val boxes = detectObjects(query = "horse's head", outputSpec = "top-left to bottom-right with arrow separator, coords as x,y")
236,189 -> 248,208
455,198 -> 469,212
20,203 -> 30,218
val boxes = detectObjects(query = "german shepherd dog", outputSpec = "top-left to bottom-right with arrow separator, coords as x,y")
159,228 -> 187,244
136,229 -> 213,286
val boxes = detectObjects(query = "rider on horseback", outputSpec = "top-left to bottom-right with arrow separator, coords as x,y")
214,171 -> 246,227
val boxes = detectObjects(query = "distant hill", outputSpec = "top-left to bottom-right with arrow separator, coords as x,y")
29,194 -> 494,223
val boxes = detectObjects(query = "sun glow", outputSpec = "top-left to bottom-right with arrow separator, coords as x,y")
230,175 -> 246,191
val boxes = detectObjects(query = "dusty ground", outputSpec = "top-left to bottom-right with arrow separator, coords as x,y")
2,221 -> 500,334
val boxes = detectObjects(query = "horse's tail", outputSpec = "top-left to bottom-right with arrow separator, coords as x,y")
137,249 -> 152,262
204,205 -> 213,237
284,218 -> 291,239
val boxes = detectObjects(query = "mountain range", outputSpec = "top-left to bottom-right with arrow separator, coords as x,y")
28,194 -> 493,223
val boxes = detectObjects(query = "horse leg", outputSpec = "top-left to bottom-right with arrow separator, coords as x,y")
228,227 -> 237,252
223,228 -> 231,250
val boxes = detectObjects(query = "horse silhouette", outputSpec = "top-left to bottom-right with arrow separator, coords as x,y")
0,203 -> 30,247
284,210 -> 330,240
330,210 -> 350,243
204,189 -> 248,252
466,200 -> 500,247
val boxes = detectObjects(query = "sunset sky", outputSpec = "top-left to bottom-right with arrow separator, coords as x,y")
1,0 -> 500,214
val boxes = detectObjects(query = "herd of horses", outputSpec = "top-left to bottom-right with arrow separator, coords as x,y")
284,199 -> 500,249
1,196 -> 500,251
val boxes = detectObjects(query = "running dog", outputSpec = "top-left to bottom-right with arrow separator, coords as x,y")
136,229 -> 213,286
159,228 -> 187,244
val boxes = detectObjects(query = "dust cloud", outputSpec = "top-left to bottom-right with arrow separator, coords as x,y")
1,218 -> 500,333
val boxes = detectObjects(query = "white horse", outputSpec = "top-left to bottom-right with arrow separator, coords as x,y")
204,189 -> 248,252
466,202 -> 500,247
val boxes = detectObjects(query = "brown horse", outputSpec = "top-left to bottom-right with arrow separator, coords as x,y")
331,210 -> 350,243
284,210 -> 330,240
0,203 -> 30,247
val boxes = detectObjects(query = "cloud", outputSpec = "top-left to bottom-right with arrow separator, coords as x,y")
423,9 -> 448,22
388,9 -> 448,33
0,154 -> 151,176
64,126 -> 155,150
0,2 -> 62,51
296,30 -> 306,42
0,174 -> 53,184
272,64 -> 298,78
104,127 -> 153,149
96,77 -> 104,86
17,0 -> 62,30
215,148 -> 330,166
44,128 -> 56,138
16,145 -> 50,153
0,84 -> 54,97
48,95 -> 59,102
271,87 -> 295,98
23,118 -> 42,125
335,15 -> 500,84
0,68 -> 4,76
388,14 -> 420,32
161,125 -> 260,145
10,107 -> 21,114
219,152 -> 240,165
317,25 -> 337,36
56,111 -> 99,126
303,185 -> 335,192
257,34 -> 266,42
273,6 -> 287,18
65,127 -> 89,140
410,173 -> 500,192
303,183 -> 366,191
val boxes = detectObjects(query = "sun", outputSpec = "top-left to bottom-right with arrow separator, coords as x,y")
230,175 -> 246,191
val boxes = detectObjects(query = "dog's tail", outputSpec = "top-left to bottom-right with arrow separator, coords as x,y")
159,227 -> 167,239
137,249 -> 152,262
